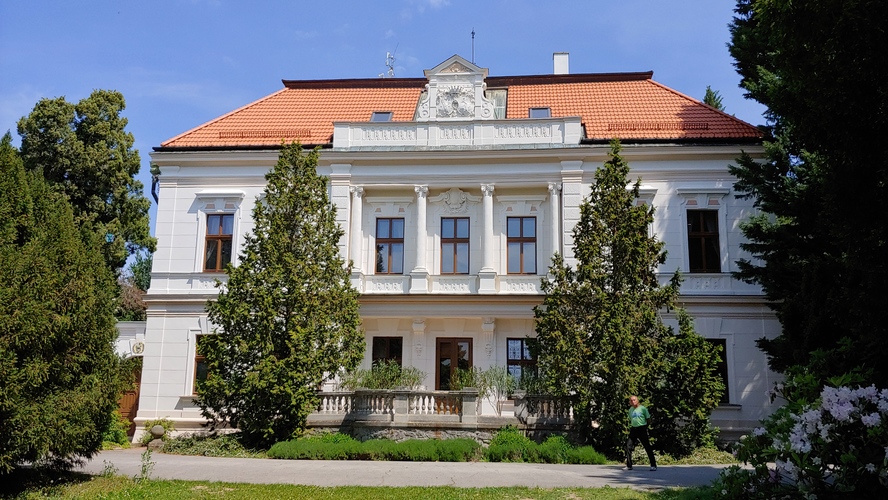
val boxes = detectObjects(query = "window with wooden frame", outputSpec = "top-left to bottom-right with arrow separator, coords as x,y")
204,214 -> 234,271
705,338 -> 730,404
507,217 -> 537,274
193,334 -> 208,395
371,337 -> 403,366
506,338 -> 537,381
441,217 -> 469,274
687,210 -> 720,273
375,218 -> 404,274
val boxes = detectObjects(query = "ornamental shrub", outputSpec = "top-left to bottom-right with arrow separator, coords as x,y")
714,377 -> 888,497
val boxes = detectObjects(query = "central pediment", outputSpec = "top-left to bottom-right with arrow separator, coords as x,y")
416,55 -> 496,122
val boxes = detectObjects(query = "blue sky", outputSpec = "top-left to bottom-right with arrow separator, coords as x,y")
1,0 -> 764,233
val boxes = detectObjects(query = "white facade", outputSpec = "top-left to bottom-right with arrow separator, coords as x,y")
139,56 -> 780,438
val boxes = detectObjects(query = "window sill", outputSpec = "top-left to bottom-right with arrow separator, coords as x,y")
714,404 -> 742,411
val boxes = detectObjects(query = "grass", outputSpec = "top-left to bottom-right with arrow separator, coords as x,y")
1,472 -> 719,499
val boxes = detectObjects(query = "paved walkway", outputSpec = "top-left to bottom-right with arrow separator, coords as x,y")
79,448 -> 728,491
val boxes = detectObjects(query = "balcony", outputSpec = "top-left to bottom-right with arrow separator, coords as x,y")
332,117 -> 583,149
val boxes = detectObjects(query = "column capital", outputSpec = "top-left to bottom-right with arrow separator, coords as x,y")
414,185 -> 429,198
481,184 -> 495,196
350,185 -> 364,197
547,182 -> 562,194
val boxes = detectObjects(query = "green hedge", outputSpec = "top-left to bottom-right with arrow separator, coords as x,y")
268,434 -> 481,462
267,429 -> 606,464
484,426 -> 606,464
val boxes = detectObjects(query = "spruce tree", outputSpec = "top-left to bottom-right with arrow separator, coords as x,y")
534,139 -> 722,456
0,133 -> 122,473
197,143 -> 364,447
728,0 -> 888,385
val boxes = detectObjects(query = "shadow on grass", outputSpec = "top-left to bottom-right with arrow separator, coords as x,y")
0,467 -> 95,499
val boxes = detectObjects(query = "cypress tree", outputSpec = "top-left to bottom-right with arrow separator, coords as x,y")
197,143 -> 364,447
0,133 -> 121,473
534,139 -> 722,456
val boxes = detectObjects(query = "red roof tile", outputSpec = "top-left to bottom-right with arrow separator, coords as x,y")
160,73 -> 760,148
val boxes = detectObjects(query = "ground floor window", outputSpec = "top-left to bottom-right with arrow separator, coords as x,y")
706,338 -> 729,404
194,334 -> 208,394
371,336 -> 403,366
506,337 -> 537,381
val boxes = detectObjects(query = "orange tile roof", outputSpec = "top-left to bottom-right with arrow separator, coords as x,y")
160,73 -> 760,149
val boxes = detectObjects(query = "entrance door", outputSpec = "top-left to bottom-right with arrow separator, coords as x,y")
436,338 -> 472,390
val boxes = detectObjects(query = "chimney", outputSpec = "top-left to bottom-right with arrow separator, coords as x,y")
553,52 -> 569,75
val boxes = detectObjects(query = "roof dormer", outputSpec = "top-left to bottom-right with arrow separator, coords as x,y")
415,55 -> 496,122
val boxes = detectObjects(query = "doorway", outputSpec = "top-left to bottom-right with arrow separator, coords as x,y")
436,337 -> 472,390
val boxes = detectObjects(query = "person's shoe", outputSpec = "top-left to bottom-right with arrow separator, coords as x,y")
650,466 -> 657,471
626,465 -> 633,470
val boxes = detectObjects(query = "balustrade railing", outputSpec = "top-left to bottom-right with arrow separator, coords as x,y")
313,388 -> 479,424
312,389 -> 573,427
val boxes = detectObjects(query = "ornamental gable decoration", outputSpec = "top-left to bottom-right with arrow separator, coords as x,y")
415,54 -> 496,122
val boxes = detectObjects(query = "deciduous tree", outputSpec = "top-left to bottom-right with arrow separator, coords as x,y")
17,90 -> 155,273
0,133 -> 122,473
533,140 -> 722,456
197,143 -> 364,447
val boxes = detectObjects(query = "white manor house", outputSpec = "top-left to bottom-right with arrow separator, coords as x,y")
127,54 -> 780,441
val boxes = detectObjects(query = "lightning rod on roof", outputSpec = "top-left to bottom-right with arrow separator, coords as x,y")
471,28 -> 475,64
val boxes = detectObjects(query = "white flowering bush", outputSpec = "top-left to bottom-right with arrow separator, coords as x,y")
714,378 -> 888,497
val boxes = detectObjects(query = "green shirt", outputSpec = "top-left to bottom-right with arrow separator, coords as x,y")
628,404 -> 650,427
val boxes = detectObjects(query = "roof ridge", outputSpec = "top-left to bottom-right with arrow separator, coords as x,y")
645,79 -> 761,134
160,87 -> 291,147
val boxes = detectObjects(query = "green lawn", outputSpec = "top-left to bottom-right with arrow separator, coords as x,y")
3,473 -> 716,500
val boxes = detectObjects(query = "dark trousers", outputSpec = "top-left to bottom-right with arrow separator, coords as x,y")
626,425 -> 656,468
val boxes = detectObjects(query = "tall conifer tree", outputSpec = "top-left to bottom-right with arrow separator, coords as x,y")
0,133 -> 121,473
534,140 -> 722,456
197,143 -> 364,447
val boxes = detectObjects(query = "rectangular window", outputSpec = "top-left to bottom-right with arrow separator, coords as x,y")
529,107 -> 551,118
706,338 -> 730,404
371,111 -> 393,122
441,217 -> 470,274
485,89 -> 508,119
204,214 -> 234,271
506,338 -> 538,380
507,217 -> 537,274
371,337 -> 403,366
194,334 -> 208,395
376,218 -> 405,274
687,210 -> 720,272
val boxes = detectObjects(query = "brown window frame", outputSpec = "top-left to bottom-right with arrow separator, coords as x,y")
375,218 -> 405,274
193,334 -> 208,395
204,213 -> 234,272
435,337 -> 473,391
440,217 -> 470,274
705,338 -> 730,404
687,210 -> 721,273
506,337 -> 538,381
371,336 -> 403,366
507,216 -> 537,275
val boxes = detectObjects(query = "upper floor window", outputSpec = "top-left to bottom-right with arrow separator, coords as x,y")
204,214 -> 234,271
687,210 -> 720,273
485,89 -> 508,119
529,107 -> 551,118
507,217 -> 536,274
376,218 -> 404,274
441,217 -> 469,274
371,111 -> 393,122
